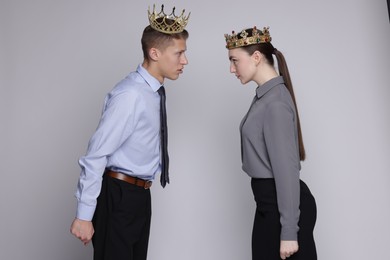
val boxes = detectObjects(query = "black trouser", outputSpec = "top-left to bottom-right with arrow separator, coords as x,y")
251,178 -> 317,260
92,174 -> 152,260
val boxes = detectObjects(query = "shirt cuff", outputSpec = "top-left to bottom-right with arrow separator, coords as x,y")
76,203 -> 96,221
280,226 -> 299,241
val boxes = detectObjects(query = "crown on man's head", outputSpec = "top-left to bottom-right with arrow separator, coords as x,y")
148,4 -> 190,34
224,26 -> 272,49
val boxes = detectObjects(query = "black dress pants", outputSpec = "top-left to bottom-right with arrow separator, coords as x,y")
92,174 -> 152,260
251,178 -> 317,260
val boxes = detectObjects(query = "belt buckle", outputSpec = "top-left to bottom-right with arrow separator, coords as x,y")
144,181 -> 152,189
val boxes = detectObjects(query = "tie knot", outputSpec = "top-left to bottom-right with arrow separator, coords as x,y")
158,86 -> 165,96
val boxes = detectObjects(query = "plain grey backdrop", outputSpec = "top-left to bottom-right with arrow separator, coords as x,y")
1,0 -> 390,259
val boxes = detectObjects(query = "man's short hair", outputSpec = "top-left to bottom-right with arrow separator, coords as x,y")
141,25 -> 189,61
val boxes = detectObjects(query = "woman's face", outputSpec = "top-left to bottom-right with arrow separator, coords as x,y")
228,48 -> 257,85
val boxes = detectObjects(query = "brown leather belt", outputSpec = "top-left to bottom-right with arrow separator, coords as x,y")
106,170 -> 152,189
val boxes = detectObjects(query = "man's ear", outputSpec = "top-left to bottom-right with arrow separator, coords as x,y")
149,47 -> 160,61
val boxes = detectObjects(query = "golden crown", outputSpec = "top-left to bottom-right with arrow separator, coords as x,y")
148,4 -> 190,34
224,26 -> 272,49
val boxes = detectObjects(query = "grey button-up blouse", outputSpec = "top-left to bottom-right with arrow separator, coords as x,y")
240,76 -> 301,240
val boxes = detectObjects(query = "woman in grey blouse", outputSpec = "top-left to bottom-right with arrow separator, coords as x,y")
224,27 -> 317,260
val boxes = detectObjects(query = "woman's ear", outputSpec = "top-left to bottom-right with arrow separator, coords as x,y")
252,50 -> 263,66
148,47 -> 160,61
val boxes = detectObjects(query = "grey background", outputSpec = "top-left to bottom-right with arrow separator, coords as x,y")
1,0 -> 390,259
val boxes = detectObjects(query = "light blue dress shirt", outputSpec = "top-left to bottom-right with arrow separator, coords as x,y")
75,64 -> 162,221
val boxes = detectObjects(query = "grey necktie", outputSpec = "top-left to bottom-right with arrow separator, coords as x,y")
158,86 -> 169,187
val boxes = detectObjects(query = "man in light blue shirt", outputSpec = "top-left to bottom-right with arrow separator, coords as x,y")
70,5 -> 190,260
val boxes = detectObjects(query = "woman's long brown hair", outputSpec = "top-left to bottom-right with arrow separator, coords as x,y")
273,48 -> 305,161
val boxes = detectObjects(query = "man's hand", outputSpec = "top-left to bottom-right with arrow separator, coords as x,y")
70,218 -> 94,245
280,240 -> 299,259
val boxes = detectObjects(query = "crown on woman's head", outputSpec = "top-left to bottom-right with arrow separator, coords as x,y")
148,4 -> 190,34
224,26 -> 272,49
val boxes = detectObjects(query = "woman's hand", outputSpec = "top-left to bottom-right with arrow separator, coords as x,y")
280,240 -> 299,259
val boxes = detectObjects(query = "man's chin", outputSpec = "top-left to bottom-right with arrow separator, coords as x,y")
166,74 -> 180,81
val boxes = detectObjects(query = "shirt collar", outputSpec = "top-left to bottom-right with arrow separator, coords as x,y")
136,64 -> 162,93
255,76 -> 285,99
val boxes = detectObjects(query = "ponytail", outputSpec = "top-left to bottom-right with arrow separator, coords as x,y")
273,49 -> 306,161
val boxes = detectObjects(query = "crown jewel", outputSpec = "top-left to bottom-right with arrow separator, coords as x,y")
224,26 -> 272,49
148,4 -> 190,34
